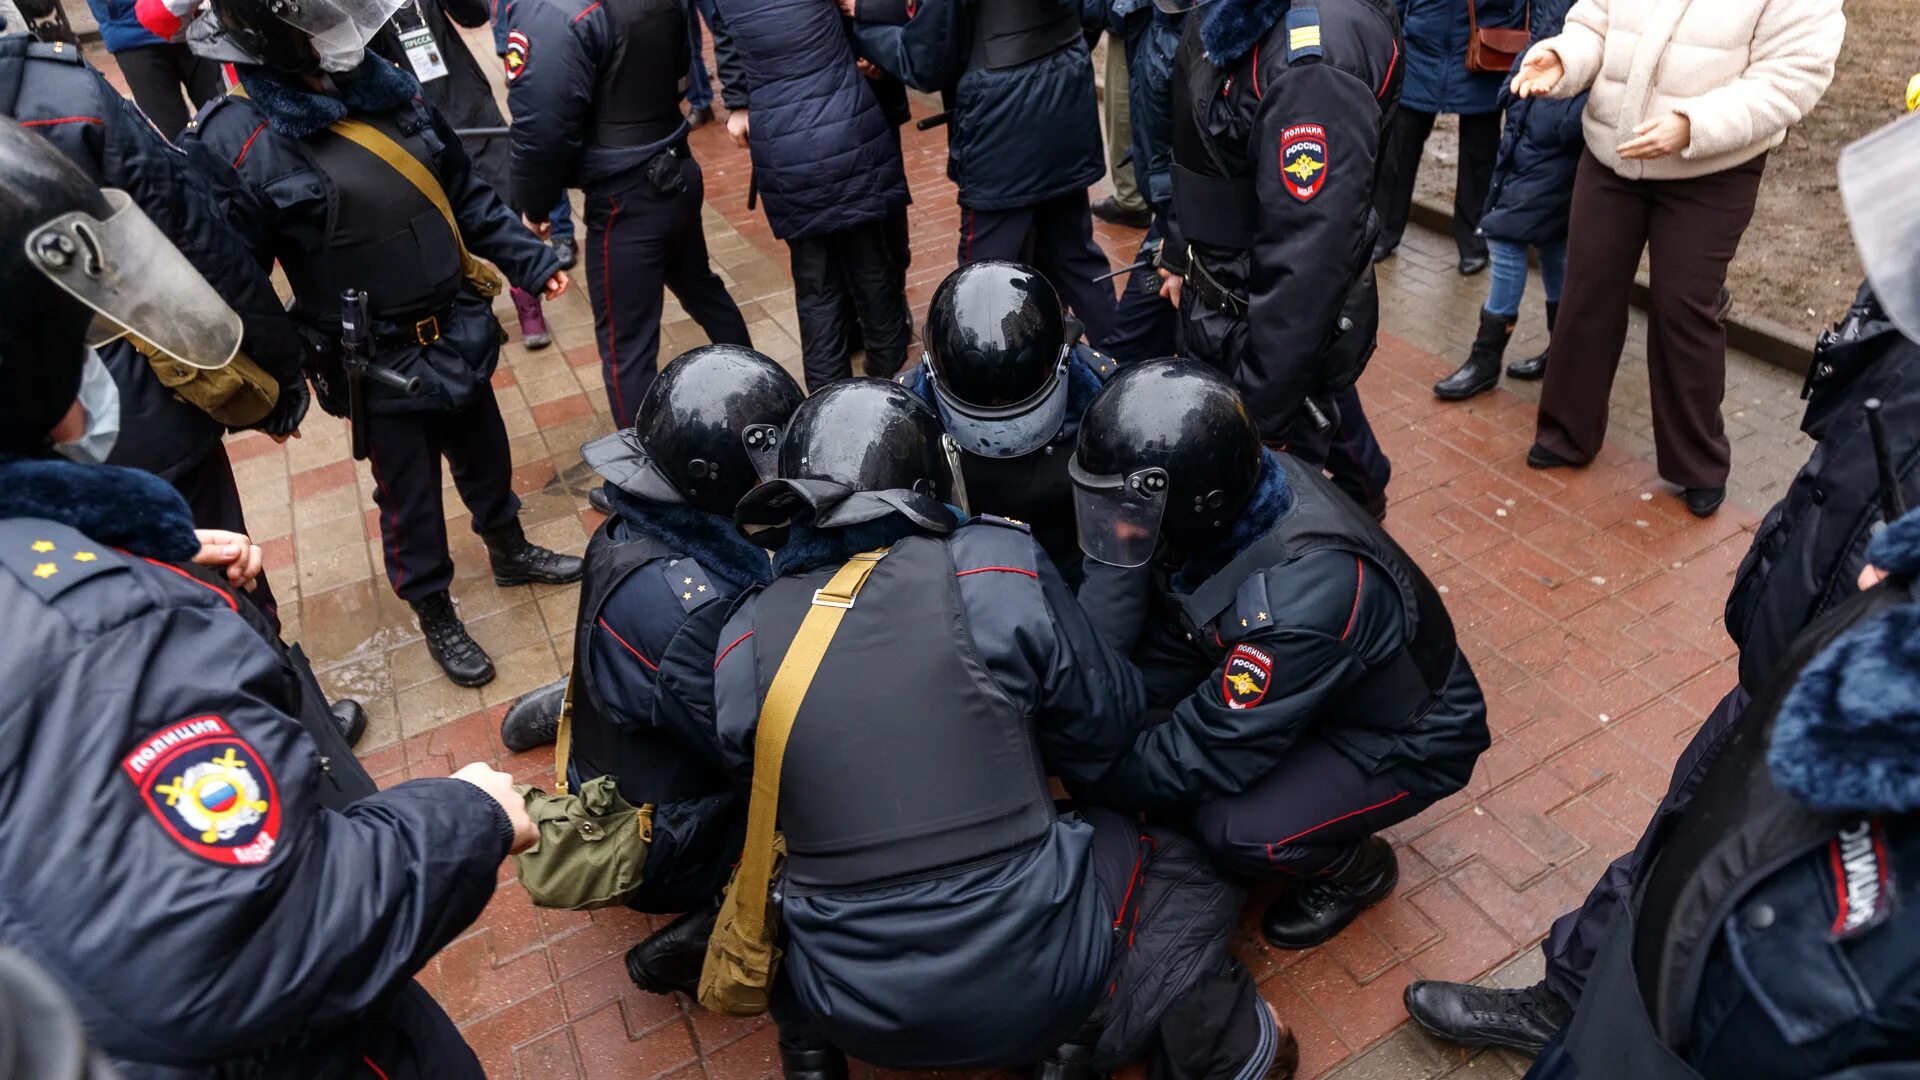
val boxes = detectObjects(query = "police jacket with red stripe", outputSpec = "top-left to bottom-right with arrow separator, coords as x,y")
0,457 -> 509,1077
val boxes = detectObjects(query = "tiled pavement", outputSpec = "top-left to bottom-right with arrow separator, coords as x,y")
91,26 -> 1832,1080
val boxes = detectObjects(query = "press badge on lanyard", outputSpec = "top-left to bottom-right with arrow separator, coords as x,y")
396,0 -> 450,82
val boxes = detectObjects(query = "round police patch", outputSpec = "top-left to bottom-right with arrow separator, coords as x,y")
122,717 -> 281,866
504,30 -> 529,82
1222,643 -> 1273,710
1279,123 -> 1328,202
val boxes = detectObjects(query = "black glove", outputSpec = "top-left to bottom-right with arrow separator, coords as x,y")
255,378 -> 311,438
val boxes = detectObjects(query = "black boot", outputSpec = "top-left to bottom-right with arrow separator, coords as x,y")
780,1047 -> 849,1080
410,591 -> 495,687
500,676 -> 565,752
1507,300 -> 1557,380
1030,1022 -> 1101,1080
331,699 -> 368,748
1402,979 -> 1572,1055
1261,836 -> 1399,949
1434,309 -> 1513,401
481,519 -> 584,587
625,901 -> 722,997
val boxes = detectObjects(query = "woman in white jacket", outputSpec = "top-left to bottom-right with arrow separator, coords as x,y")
1516,0 -> 1844,518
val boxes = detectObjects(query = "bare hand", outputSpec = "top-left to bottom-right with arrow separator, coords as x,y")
522,213 -> 552,240
727,108 -> 750,149
856,57 -> 881,80
1157,268 -> 1183,308
1616,113 -> 1691,160
192,528 -> 263,591
1510,45 -> 1564,98
453,761 -> 539,855
543,270 -> 571,300
1860,563 -> 1890,591
834,0 -> 857,16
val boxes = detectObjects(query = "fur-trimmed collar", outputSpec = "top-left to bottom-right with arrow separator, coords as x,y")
1199,0 -> 1289,66
604,487 -> 772,591
1170,451 -> 1295,594
236,56 -> 421,139
0,456 -> 200,561
773,514 -> 931,577
1772,590 -> 1920,813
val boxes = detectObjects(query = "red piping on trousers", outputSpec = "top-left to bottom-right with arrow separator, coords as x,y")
1378,41 -> 1399,99
363,1058 -> 391,1080
963,208 -> 974,263
1264,790 -> 1411,862
598,616 -> 658,670
365,445 -> 406,592
603,197 -> 625,423
713,629 -> 754,670
1340,557 -> 1364,641
954,566 -> 1039,579
1251,45 -> 1261,99
138,556 -> 239,613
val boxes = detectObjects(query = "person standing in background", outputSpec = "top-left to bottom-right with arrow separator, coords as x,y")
491,0 -> 578,270
1091,30 -> 1150,229
84,0 -> 220,137
683,0 -> 717,127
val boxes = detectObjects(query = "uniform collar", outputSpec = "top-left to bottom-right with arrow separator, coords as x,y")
604,487 -> 773,591
0,455 -> 200,561
236,55 -> 422,139
1199,0 -> 1290,66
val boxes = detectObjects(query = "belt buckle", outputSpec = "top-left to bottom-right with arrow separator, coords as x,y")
414,314 -> 441,346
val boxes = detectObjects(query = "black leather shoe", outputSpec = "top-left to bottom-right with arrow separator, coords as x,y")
501,676 -> 565,752
1261,837 -> 1399,949
687,105 -> 714,128
1435,309 -> 1513,401
1371,241 -> 1397,263
1526,444 -> 1576,470
411,591 -> 495,687
780,1047 -> 849,1080
1508,299 -> 1558,380
331,699 -> 368,748
587,486 -> 613,515
1683,486 -> 1726,518
1458,253 -> 1490,276
482,519 -> 585,587
1090,195 -> 1152,229
550,233 -> 578,271
1030,1023 -> 1101,1080
626,902 -> 723,997
1403,979 -> 1572,1054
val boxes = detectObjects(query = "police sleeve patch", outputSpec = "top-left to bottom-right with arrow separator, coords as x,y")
504,30 -> 529,81
1221,643 -> 1273,710
122,717 -> 281,866
1279,123 -> 1328,202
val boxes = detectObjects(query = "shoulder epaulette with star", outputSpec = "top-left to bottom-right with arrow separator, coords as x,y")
662,556 -> 719,613
0,519 -> 124,602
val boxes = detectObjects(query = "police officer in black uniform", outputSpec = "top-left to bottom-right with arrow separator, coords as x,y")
184,0 -> 585,687
895,261 -> 1118,576
1071,359 -> 1489,947
0,113 -> 536,1079
1155,0 -> 1399,513
497,344 -> 803,995
504,0 -> 752,428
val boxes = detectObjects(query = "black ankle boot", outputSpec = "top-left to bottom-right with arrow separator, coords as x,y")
625,901 -> 723,997
1434,309 -> 1514,401
331,699 -> 368,748
780,1047 -> 849,1080
1508,299 -> 1557,380
1030,1022 -> 1102,1080
1403,978 -> 1572,1054
1261,836 -> 1399,949
481,519 -> 585,587
410,591 -> 495,687
500,676 -> 565,752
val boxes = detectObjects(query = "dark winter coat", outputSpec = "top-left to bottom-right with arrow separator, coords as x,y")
372,0 -> 513,194
82,0 -> 163,51
707,0 -> 908,240
1476,0 -> 1586,246
1393,0 -> 1525,115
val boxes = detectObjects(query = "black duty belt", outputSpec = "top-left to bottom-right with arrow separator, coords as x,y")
372,300 -> 456,349
593,114 -> 683,150
1183,255 -> 1246,318
1171,162 -> 1257,249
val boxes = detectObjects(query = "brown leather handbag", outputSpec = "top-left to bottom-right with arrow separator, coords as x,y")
1465,0 -> 1531,74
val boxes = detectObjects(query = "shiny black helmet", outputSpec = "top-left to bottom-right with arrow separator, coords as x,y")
922,260 -> 1071,459
583,345 -> 804,515
205,0 -> 402,74
735,378 -> 958,541
1070,359 -> 1263,566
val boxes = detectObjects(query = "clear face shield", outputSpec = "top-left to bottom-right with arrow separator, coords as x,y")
927,348 -> 1072,459
265,0 -> 407,61
1839,112 -> 1920,347
25,188 -> 242,371
1069,457 -> 1169,568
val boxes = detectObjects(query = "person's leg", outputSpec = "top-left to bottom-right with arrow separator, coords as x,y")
584,181 -> 677,429
1370,108 -> 1436,256
1032,190 -> 1120,347
362,411 -> 454,603
1104,214 -> 1181,362
1322,385 -> 1392,517
956,202 -> 1037,267
1537,240 -> 1567,303
1103,36 -> 1145,214
684,0 -> 713,113
1532,152 -> 1653,466
790,233 -> 856,392
1640,158 -> 1765,496
841,217 -> 915,378
662,158 -> 753,358
441,388 -> 524,538
1482,238 -> 1531,319
172,448 -> 279,631
770,969 -> 847,1080
1452,111 -> 1501,263
115,45 -> 192,139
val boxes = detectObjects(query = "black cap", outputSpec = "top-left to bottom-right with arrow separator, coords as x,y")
923,261 -> 1071,458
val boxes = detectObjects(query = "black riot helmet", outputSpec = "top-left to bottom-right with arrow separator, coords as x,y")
735,378 -> 959,543
1070,359 -> 1263,567
582,345 -> 804,515
206,0 -> 403,75
922,260 -> 1071,459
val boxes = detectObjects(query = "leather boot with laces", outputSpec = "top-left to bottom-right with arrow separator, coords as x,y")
500,676 -> 565,752
779,1046 -> 848,1080
410,591 -> 495,687
1402,978 -> 1572,1054
481,519 -> 584,587
625,900 -> 721,997
1261,836 -> 1399,949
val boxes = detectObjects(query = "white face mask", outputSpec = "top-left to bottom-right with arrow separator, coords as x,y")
314,40 -> 367,72
53,350 -> 122,465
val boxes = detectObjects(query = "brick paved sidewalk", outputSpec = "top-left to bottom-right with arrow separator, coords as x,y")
86,26 -> 1831,1079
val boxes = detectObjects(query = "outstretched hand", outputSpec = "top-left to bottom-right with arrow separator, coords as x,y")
1510,46 -> 1564,98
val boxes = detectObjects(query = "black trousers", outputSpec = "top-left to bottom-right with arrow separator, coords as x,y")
1281,384 -> 1393,516
960,189 -> 1117,348
584,156 -> 751,428
789,215 -> 914,390
1104,213 -> 1180,364
173,446 -> 278,630
362,389 -> 521,603
1373,108 -> 1501,261
114,42 -> 222,139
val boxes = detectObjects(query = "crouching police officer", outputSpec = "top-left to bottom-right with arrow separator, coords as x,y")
1072,360 -> 1489,947
0,114 -> 536,1078
183,0 -> 584,687
499,345 -> 803,996
896,261 -> 1118,577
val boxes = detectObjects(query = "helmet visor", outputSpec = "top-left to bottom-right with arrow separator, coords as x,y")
266,0 -> 405,57
26,188 -> 241,371
1069,457 -> 1169,568
930,352 -> 1071,459
1151,0 -> 1209,14
1840,113 -> 1920,346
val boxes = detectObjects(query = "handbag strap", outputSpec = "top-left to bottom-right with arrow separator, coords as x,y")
732,549 -> 889,942
1466,0 -> 1529,38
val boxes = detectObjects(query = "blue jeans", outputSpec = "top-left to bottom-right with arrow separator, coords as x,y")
1484,238 -> 1566,318
550,193 -> 574,241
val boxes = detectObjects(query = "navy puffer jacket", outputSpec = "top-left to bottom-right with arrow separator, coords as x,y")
1476,0 -> 1585,246
1394,0 -> 1524,115
711,0 -> 908,240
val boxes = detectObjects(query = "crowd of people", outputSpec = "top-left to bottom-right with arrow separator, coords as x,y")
0,0 -> 1914,1075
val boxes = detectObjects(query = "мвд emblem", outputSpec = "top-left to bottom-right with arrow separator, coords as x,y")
122,717 -> 280,866
1279,123 -> 1328,202
1222,643 -> 1273,710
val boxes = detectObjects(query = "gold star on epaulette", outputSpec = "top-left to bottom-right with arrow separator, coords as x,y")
683,576 -> 693,585
33,563 -> 56,579
1258,611 -> 1268,620
683,591 -> 693,600
73,552 -> 96,562
30,540 -> 53,553
1241,618 -> 1249,627
696,584 -> 707,592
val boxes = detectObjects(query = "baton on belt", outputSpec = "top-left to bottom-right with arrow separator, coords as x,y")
341,289 -> 424,462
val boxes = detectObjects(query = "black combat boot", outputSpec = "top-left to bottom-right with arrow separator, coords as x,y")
1261,836 -> 1399,949
1434,309 -> 1514,401
625,901 -> 723,997
1402,979 -> 1572,1054
481,519 -> 584,587
410,591 -> 495,687
779,1046 -> 849,1080
331,699 -> 368,748
500,676 -> 565,752
1507,300 -> 1556,380
1030,1021 -> 1101,1080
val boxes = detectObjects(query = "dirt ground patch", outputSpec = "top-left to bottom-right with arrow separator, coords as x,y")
1415,0 -> 1918,340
